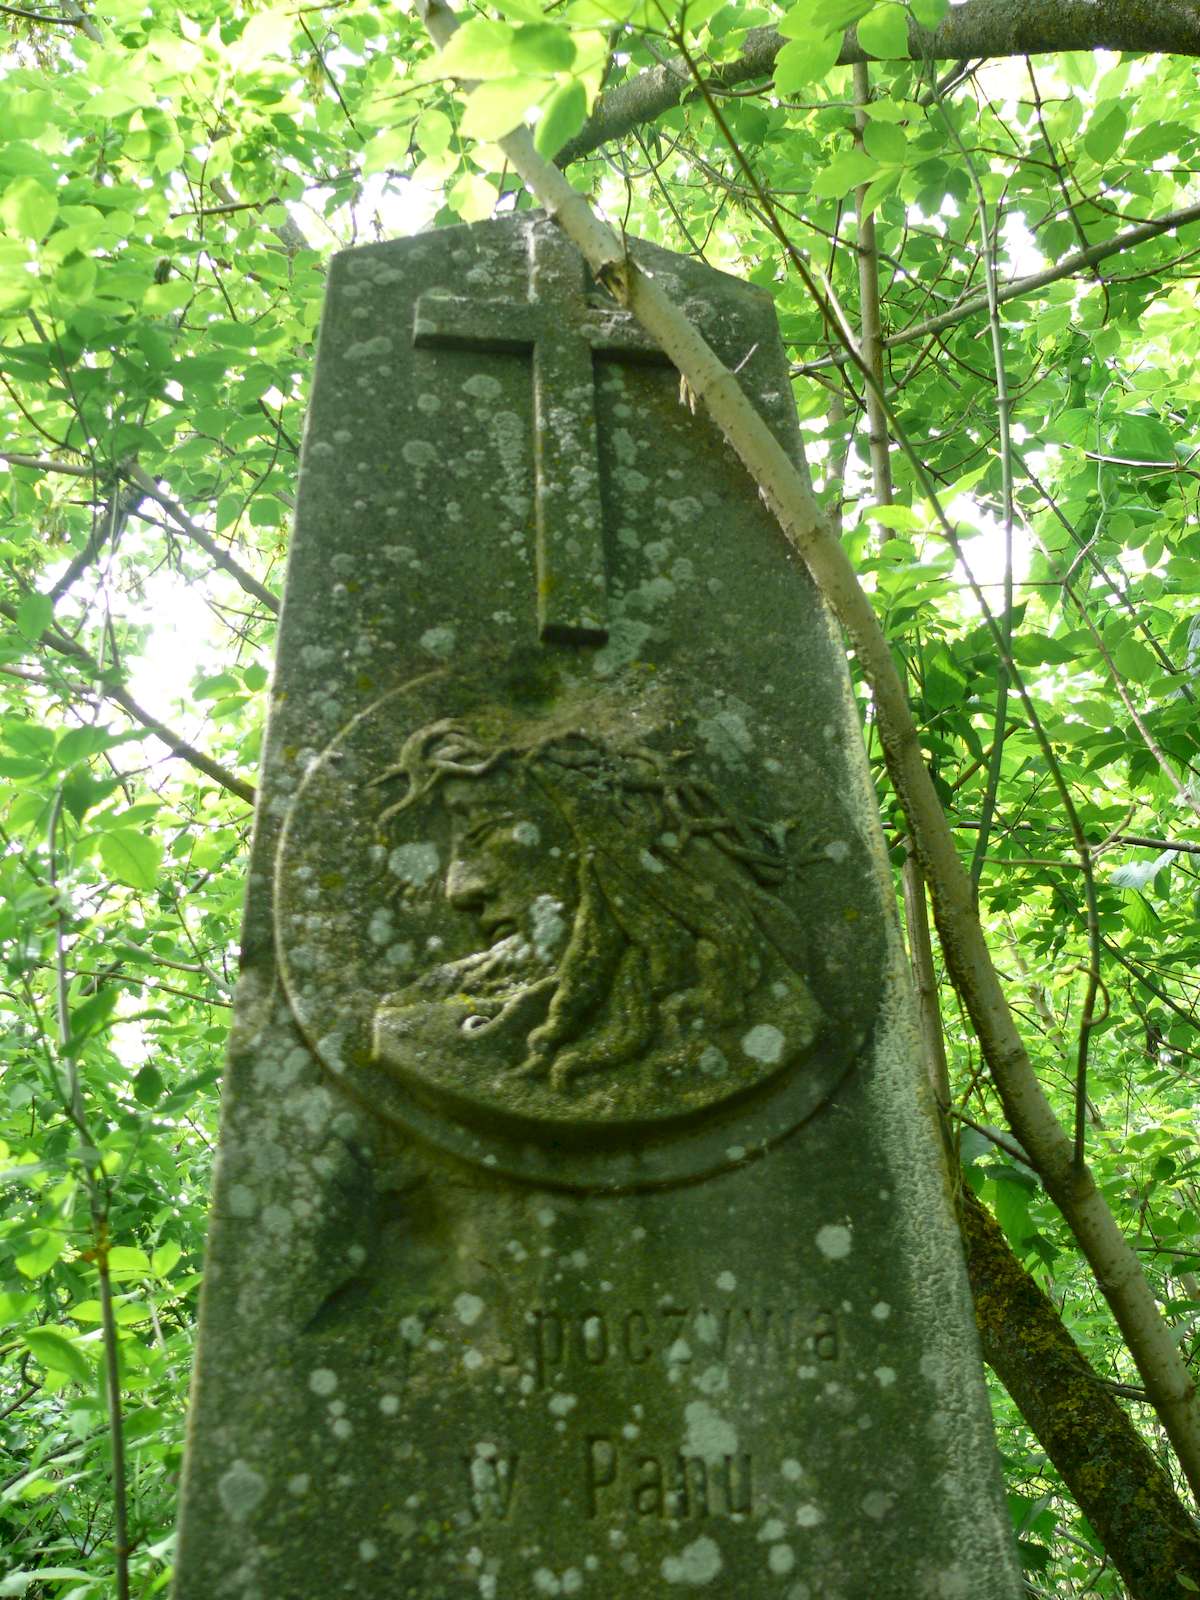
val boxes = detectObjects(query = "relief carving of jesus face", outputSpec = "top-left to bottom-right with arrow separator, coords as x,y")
442,775 -> 577,949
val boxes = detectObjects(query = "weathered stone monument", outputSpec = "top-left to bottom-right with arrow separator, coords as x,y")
174,213 -> 1022,1598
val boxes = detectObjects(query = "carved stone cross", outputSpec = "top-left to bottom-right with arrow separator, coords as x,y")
412,222 -> 671,647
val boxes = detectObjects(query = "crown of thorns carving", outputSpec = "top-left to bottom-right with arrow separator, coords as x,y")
369,718 -> 798,888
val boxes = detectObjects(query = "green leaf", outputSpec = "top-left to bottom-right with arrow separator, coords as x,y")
534,79 -> 586,159
908,0 -> 948,25
436,17 -> 520,81
773,31 -> 843,91
58,725 -> 113,766
460,76 -> 540,141
152,1239 -> 182,1277
108,1245 -> 152,1280
98,829 -> 163,892
820,0 -> 875,23
812,147 -> 877,198
856,2 -> 909,57
0,176 -> 57,241
135,1064 -> 165,1106
15,1230 -> 63,1278
1112,635 -> 1158,684
69,986 -> 120,1044
1085,103 -> 1127,165
780,0 -> 870,28
14,590 -> 52,642
415,109 -> 452,158
448,172 -> 498,224
863,120 -> 906,164
1114,413 -> 1175,461
510,22 -> 576,73
23,1327 -> 93,1387
0,1569 -> 91,1595
859,165 -> 901,217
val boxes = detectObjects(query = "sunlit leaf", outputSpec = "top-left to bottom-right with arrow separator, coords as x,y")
23,1327 -> 94,1388
534,80 -> 587,159
98,830 -> 163,892
856,1 -> 909,57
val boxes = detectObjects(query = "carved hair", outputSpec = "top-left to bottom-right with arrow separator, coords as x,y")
373,718 -> 819,1084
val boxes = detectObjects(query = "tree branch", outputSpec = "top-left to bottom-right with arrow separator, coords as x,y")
0,600 -> 255,805
127,467 -> 280,616
798,199 -> 1200,370
0,455 -> 280,616
0,2 -> 84,21
558,0 -> 1200,168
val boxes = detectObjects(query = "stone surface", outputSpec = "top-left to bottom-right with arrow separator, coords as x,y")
173,212 -> 1023,1599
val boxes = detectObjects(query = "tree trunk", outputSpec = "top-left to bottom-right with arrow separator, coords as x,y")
960,1183 -> 1200,1600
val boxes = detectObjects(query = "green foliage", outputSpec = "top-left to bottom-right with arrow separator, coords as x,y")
1,0 -> 1199,1595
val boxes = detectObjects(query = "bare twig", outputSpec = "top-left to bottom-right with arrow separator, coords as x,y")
0,598 -> 255,805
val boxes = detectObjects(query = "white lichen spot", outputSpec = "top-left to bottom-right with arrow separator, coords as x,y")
741,1024 -> 785,1064
367,908 -> 393,945
698,1045 -> 728,1078
419,624 -> 456,659
512,820 -> 540,846
227,1183 -> 257,1218
287,1473 -> 309,1496
416,392 -> 441,413
757,1519 -> 785,1542
781,1458 -> 802,1483
332,1417 -> 352,1440
661,1535 -> 723,1586
824,839 -> 850,862
795,1503 -> 823,1528
715,1270 -> 736,1293
379,1394 -> 400,1416
388,841 -> 440,887
463,1348 -> 485,1371
874,1366 -> 896,1388
529,895 -> 567,963
402,439 -> 438,468
346,334 -> 393,363
871,1301 -> 891,1321
463,373 -> 502,401
815,1224 -> 853,1260
696,1363 -> 728,1396
454,1293 -> 485,1327
768,1545 -> 796,1576
682,1400 -> 737,1458
862,1490 -> 895,1521
639,847 -> 665,874
697,707 -> 753,765
359,1539 -> 379,1562
218,1460 -> 266,1522
548,1393 -> 577,1416
536,1206 -> 556,1228
308,1368 -> 338,1397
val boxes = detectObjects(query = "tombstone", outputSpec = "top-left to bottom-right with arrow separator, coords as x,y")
173,213 -> 1022,1599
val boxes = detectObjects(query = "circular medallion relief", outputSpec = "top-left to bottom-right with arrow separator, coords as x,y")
275,673 -> 883,1191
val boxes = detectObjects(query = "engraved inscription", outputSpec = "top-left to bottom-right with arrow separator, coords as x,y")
527,1305 -> 839,1390
586,1438 -> 755,1519
464,1446 -> 520,1523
